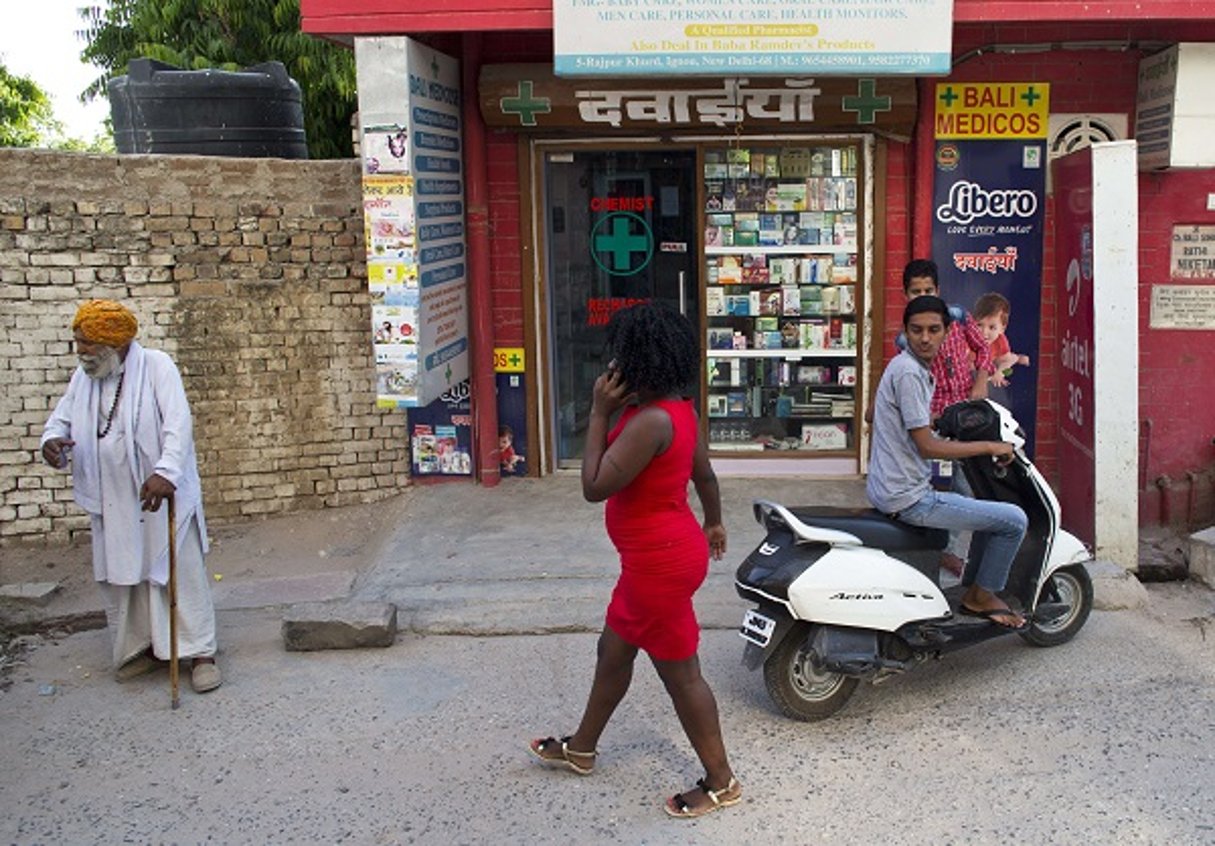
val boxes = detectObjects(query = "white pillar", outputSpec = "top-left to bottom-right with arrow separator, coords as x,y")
1091,141 -> 1139,568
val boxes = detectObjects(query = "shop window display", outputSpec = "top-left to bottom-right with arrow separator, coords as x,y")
702,142 -> 861,455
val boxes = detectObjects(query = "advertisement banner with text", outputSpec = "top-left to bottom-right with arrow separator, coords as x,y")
1051,149 -> 1096,546
553,0 -> 953,76
932,82 -> 1049,456
409,380 -> 473,476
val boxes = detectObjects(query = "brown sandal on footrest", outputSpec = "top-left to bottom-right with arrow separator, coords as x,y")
528,735 -> 597,776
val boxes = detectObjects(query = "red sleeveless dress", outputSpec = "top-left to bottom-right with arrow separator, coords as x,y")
603,398 -> 708,661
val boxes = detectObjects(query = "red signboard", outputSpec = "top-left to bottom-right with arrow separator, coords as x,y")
1052,149 -> 1096,546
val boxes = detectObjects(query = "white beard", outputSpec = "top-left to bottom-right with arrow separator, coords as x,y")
79,346 -> 121,380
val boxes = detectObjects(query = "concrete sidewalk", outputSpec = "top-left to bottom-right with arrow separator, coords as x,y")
352,474 -> 874,635
0,473 -> 1173,638
0,475 -> 866,636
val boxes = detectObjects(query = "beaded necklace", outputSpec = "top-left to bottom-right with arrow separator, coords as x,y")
97,370 -> 125,439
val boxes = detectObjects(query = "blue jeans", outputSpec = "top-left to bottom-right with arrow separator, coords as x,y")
897,489 -> 1028,593
944,464 -> 973,559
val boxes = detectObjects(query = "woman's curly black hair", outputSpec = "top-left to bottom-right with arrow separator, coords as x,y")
605,301 -> 698,396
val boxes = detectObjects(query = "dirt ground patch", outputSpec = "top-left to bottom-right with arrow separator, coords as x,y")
0,490 -> 416,643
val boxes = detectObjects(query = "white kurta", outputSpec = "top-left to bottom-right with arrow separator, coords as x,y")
42,342 -> 217,665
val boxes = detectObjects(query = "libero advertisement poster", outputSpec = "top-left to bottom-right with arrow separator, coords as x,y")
931,82 -> 1049,456
356,36 -> 469,409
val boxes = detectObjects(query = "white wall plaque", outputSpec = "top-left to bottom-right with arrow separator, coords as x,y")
1151,284 -> 1215,329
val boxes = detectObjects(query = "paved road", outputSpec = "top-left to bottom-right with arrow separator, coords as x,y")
3,583 -> 1213,844
2,475 -> 1213,843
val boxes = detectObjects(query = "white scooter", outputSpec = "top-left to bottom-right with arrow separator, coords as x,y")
735,400 -> 1094,721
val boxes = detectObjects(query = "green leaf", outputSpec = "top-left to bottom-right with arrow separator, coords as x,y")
75,0 -> 355,157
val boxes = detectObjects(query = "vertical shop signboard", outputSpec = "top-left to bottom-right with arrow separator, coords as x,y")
494,348 -> 529,477
355,36 -> 469,409
932,82 -> 1049,456
1051,150 -> 1096,547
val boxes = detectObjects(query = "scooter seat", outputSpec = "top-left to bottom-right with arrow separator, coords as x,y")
782,506 -> 949,552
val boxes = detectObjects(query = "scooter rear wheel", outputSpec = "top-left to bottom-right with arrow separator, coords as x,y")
764,623 -> 859,721
1020,562 -> 1094,647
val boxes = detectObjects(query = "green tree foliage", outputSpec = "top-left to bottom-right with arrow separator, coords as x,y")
0,62 -> 59,147
78,0 -> 356,158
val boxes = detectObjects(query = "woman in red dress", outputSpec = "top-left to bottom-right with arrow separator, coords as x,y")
529,302 -> 741,818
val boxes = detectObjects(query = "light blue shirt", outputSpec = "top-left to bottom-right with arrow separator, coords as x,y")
867,349 -> 934,515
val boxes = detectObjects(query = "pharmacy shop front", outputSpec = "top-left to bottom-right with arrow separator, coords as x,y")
481,66 -> 916,473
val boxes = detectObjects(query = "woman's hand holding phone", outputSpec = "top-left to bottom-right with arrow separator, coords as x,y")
591,363 -> 634,417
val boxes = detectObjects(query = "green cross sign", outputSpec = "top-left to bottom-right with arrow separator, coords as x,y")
591,213 -> 653,277
500,81 -> 552,127
842,79 -> 893,125
939,86 -> 958,107
506,352 -> 522,368
1021,86 -> 1042,107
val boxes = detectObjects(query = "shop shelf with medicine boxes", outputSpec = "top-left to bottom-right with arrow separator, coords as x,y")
701,141 -> 863,456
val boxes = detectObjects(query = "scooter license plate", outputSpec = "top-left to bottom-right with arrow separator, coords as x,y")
740,609 -> 776,648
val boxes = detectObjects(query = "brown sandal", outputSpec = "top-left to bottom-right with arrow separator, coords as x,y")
665,776 -> 743,819
528,736 -> 597,776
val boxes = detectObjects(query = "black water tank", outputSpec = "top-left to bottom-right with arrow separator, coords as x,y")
108,58 -> 308,158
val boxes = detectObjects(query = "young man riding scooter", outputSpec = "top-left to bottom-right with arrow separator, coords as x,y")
867,296 -> 1029,629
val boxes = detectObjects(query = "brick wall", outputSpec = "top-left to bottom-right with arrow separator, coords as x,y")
1137,168 -> 1215,528
0,149 -> 410,545
487,130 -> 525,347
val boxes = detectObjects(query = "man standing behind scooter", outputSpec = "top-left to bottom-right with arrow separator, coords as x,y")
868,295 -> 1028,628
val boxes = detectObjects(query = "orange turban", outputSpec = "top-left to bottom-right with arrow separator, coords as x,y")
72,300 -> 139,347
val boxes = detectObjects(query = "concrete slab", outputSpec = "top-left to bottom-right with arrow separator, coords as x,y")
1089,559 -> 1150,610
1188,526 -> 1215,588
212,570 -> 357,611
0,582 -> 61,606
281,600 -> 397,651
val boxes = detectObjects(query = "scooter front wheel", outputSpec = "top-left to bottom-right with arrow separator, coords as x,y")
763,622 -> 859,721
1020,562 -> 1094,647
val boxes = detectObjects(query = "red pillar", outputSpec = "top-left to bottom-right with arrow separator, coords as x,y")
913,77 -> 935,259
462,32 -> 500,487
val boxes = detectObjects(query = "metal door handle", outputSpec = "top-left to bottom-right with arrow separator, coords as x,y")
678,271 -> 686,316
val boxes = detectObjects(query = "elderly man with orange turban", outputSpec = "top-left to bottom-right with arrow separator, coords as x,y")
41,300 -> 221,693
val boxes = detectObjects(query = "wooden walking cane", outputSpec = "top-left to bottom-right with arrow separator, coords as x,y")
167,494 -> 180,710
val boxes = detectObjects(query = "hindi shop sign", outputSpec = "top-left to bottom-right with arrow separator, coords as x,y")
480,65 -> 917,137
553,0 -> 953,77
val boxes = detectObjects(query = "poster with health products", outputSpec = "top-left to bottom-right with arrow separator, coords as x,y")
356,36 -> 469,408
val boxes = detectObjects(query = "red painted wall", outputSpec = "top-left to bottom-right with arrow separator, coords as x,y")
470,26 -> 1215,526
1138,169 -> 1215,528
486,130 -> 524,347
303,1 -> 1215,36
480,33 -> 551,349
